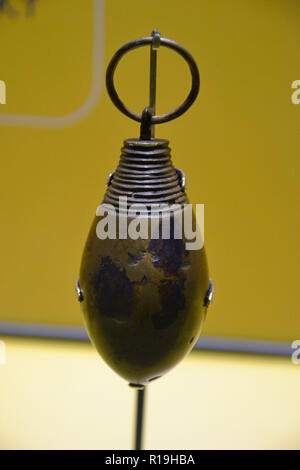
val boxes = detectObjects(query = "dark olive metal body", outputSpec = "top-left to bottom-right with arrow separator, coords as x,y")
79,138 -> 210,387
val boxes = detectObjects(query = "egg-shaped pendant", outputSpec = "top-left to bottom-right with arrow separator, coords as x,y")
76,31 -> 213,388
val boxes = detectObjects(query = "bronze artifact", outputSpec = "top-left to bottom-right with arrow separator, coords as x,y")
76,31 -> 214,390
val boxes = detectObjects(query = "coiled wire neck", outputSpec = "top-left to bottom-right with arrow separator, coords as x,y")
104,138 -> 187,209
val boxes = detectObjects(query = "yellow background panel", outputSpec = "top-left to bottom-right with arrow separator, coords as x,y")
0,337 -> 299,450
0,0 -> 299,342
0,0 -> 94,116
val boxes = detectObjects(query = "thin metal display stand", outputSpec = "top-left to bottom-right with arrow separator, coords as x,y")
133,31 -> 158,451
134,388 -> 146,450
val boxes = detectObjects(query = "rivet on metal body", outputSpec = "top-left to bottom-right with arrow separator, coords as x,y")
75,278 -> 84,302
204,279 -> 214,307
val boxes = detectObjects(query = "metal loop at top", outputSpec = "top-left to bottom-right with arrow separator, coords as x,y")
106,36 -> 200,125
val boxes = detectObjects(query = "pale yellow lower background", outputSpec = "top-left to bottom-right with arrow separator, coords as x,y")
0,337 -> 299,450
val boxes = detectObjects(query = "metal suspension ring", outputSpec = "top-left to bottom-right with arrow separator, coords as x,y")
106,35 -> 200,125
